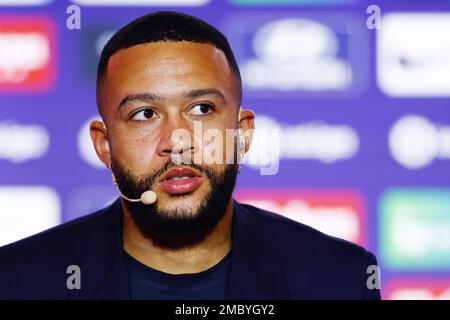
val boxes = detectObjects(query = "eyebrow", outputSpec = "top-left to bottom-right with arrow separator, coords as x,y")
118,88 -> 226,109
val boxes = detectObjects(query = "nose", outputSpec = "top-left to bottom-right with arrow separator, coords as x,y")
156,115 -> 196,163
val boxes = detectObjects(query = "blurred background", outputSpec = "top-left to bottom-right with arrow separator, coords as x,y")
1,0 -> 449,300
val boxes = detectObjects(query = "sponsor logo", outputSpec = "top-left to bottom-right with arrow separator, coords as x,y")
0,121 -> 49,163
223,13 -> 368,97
377,13 -> 450,96
71,0 -> 209,5
385,279 -> 450,300
0,16 -> 56,92
244,114 -> 359,170
235,189 -> 366,245
389,115 -> 450,169
380,188 -> 450,271
0,186 -> 60,246
0,0 -> 52,5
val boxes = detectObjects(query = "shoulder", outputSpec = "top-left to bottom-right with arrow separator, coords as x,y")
0,206 -> 108,298
238,202 -> 380,299
239,201 -> 370,256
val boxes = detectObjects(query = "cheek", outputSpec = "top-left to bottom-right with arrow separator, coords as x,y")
200,120 -> 238,166
109,127 -> 162,173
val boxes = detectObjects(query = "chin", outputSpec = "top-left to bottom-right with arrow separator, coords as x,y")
157,196 -> 202,216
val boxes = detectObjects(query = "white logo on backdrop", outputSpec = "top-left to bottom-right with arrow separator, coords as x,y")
0,121 -> 49,163
239,198 -> 360,243
241,18 -> 352,91
377,13 -> 450,96
0,186 -> 60,246
389,115 -> 450,169
244,115 -> 359,169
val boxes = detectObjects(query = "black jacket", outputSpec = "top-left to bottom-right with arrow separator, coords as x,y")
0,198 -> 381,299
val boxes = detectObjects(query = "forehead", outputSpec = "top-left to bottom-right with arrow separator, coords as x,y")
103,41 -> 235,108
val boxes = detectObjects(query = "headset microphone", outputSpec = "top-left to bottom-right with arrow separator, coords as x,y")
109,165 -> 157,205
119,190 -> 157,205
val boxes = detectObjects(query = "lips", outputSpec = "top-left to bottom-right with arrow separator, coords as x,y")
158,167 -> 205,195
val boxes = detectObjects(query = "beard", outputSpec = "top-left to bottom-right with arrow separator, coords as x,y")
111,159 -> 239,249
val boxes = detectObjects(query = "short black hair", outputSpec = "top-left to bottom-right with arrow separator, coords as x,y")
96,11 -> 242,115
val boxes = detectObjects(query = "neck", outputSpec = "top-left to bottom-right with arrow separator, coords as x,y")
122,199 -> 233,274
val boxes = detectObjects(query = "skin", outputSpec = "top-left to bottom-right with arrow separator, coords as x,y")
90,41 -> 255,274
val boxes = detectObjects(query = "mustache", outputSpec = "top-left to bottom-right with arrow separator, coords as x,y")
110,157 -> 237,200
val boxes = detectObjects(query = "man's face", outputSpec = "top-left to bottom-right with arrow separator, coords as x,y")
91,41 -> 253,244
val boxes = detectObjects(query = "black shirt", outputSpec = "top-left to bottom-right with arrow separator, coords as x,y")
124,249 -> 231,300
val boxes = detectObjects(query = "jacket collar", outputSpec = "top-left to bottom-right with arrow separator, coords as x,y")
226,200 -> 292,299
69,197 -> 293,299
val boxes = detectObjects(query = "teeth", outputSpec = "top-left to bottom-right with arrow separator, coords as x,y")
170,175 -> 191,181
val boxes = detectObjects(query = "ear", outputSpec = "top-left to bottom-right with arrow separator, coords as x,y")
238,107 -> 255,155
89,120 -> 111,169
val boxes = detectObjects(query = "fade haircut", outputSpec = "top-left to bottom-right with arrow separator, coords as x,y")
96,11 -> 242,116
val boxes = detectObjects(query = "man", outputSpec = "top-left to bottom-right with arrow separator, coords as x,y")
0,11 -> 380,300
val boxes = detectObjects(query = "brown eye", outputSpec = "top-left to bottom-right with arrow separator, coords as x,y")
189,103 -> 213,116
131,109 -> 155,121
